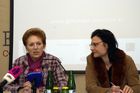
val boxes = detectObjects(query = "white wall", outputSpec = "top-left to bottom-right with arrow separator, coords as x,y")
13,0 -> 140,70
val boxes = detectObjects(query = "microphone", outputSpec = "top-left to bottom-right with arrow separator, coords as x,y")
27,72 -> 43,88
0,66 -> 23,88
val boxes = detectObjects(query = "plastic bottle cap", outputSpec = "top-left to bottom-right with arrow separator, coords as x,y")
53,86 -> 59,89
62,86 -> 68,89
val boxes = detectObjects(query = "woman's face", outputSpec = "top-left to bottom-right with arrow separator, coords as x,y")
90,36 -> 108,58
25,35 -> 45,60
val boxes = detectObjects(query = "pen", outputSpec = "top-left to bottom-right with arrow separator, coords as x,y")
110,82 -> 115,86
110,82 -> 124,93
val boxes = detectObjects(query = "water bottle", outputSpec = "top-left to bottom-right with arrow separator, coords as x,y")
67,71 -> 76,93
44,70 -> 53,93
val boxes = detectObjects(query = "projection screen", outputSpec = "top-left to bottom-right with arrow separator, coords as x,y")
12,0 -> 140,71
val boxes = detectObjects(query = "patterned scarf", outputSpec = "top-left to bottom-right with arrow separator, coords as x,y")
27,52 -> 45,73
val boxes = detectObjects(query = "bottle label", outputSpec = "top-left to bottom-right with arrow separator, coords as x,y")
69,90 -> 76,93
45,89 -> 52,93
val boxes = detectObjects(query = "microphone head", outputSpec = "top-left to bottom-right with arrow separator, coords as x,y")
2,66 -> 23,85
2,73 -> 15,84
27,72 -> 43,88
8,66 -> 23,79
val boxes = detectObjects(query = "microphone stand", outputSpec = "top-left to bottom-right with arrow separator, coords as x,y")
32,80 -> 36,93
0,87 -> 3,93
0,80 -> 7,93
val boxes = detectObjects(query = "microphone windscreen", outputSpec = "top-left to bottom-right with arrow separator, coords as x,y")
27,72 -> 43,88
8,66 -> 23,79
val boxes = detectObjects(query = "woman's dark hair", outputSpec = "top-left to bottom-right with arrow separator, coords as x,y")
91,29 -> 126,86
91,29 -> 118,61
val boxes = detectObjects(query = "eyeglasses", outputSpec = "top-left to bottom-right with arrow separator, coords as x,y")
89,41 -> 103,49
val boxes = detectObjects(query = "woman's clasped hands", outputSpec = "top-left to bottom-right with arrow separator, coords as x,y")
110,82 -> 133,93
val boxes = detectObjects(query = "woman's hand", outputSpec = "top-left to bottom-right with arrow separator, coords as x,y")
110,85 -> 122,93
23,81 -> 32,88
109,85 -> 133,93
18,81 -> 44,93
110,82 -> 123,93
18,81 -> 32,93
123,85 -> 133,93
